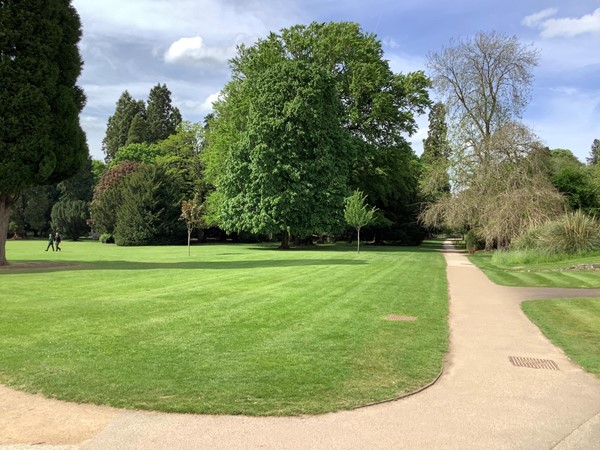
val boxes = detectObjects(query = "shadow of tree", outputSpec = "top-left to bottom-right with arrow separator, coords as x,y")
1,258 -> 368,274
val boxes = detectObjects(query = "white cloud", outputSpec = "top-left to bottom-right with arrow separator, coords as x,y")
524,7 -> 600,38
522,8 -> 557,28
200,92 -> 223,113
541,8 -> 600,38
164,36 -> 232,66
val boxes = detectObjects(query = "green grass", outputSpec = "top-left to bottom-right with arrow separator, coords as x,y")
522,298 -> 600,377
468,251 -> 600,288
0,240 -> 448,416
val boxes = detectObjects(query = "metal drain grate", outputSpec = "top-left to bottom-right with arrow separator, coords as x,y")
508,356 -> 559,370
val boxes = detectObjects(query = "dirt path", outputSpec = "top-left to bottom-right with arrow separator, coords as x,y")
1,243 -> 599,449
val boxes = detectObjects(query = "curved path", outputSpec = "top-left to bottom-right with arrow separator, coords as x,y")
1,243 -> 599,449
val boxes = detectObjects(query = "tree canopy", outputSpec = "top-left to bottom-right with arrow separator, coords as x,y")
102,84 -> 182,163
427,31 -> 539,158
217,59 -> 351,247
203,21 -> 430,245
0,0 -> 88,264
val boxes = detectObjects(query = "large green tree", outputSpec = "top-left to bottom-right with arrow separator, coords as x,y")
218,60 -> 350,248
548,149 -> 600,216
0,0 -> 88,265
203,21 -> 430,242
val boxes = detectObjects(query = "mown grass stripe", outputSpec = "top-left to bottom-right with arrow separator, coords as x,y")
0,240 -> 448,415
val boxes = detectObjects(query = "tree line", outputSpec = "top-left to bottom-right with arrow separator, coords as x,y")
2,1 -> 599,265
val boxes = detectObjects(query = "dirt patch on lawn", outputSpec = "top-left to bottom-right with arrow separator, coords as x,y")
385,314 -> 417,321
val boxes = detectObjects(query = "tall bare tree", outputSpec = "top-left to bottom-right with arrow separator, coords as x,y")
427,31 -> 538,165
422,32 -> 565,247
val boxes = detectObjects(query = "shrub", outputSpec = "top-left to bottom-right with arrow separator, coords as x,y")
512,210 -> 600,255
541,210 -> 600,254
512,226 -> 543,251
99,233 -> 114,244
90,161 -> 142,234
464,229 -> 483,252
114,164 -> 186,246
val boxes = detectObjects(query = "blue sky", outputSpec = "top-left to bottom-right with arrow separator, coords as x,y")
72,0 -> 600,163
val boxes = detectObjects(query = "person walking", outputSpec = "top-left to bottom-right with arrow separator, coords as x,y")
45,233 -> 55,252
55,232 -> 62,251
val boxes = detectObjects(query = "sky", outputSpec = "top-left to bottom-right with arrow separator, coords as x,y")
72,0 -> 600,163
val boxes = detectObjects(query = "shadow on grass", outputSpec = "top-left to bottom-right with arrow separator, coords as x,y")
0,258 -> 368,274
246,240 -> 447,253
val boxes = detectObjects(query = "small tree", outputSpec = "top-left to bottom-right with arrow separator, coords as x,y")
180,193 -> 205,256
344,189 -> 377,253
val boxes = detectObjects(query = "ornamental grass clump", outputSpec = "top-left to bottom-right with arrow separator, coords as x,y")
541,210 -> 600,254
512,210 -> 600,255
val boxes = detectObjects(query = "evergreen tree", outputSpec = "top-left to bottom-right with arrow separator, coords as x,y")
420,102 -> 451,200
1,0 -> 88,265
126,111 -> 148,145
90,161 -> 141,234
114,164 -> 185,246
22,185 -> 55,236
422,102 -> 451,163
146,84 -> 182,143
57,157 -> 94,202
51,199 -> 88,240
102,91 -> 145,162
587,139 -> 600,166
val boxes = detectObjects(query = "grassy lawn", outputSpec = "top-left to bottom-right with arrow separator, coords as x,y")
468,251 -> 600,288
522,298 -> 600,377
0,240 -> 448,416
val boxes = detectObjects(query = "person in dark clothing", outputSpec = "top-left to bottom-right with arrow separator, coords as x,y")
55,232 -> 62,251
45,233 -> 55,251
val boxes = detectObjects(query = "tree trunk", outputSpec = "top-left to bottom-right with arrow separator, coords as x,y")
280,230 -> 290,249
357,227 -> 361,253
0,197 -> 12,266
187,226 -> 192,256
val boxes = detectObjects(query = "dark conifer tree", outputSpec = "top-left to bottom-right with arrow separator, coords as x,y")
0,0 -> 88,265
102,91 -> 145,162
146,83 -> 182,143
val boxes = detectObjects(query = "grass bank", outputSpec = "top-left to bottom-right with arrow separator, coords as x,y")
522,298 -> 600,377
0,240 -> 448,415
468,251 -> 600,288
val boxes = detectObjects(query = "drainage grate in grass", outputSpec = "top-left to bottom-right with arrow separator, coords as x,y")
508,356 -> 559,370
386,314 -> 417,322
